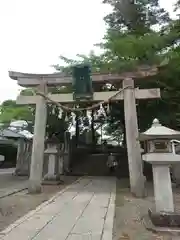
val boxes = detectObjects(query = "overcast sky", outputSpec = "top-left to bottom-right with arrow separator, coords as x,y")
0,0 -> 177,103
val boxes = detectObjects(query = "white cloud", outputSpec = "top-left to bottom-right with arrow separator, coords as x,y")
0,0 -> 176,103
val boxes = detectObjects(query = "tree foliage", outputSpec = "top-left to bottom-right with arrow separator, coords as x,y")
0,99 -> 33,125
53,0 -> 180,138
2,0 -> 180,141
103,0 -> 170,33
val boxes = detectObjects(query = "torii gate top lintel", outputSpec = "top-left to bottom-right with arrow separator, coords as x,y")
9,65 -> 158,87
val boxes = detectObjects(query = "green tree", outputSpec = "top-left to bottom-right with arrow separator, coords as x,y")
101,0 -> 180,131
0,99 -> 33,125
53,0 -> 178,138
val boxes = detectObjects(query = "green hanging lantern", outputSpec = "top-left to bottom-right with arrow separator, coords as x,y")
72,64 -> 93,101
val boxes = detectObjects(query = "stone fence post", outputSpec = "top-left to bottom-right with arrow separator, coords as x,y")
63,132 -> 71,174
15,139 -> 32,176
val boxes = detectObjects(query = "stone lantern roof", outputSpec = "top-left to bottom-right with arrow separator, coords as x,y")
139,118 -> 180,141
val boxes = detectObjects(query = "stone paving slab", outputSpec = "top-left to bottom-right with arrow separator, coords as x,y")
0,177 -> 116,240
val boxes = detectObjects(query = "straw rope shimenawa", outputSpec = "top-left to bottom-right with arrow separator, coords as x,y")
33,86 -> 133,112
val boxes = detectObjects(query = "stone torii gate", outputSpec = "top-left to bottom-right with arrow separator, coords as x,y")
9,66 -> 160,197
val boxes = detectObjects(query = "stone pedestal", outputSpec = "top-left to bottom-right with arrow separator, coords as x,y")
143,153 -> 179,214
43,144 -> 61,185
152,165 -> 174,212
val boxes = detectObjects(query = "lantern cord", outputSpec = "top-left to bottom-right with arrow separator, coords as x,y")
34,86 -> 133,112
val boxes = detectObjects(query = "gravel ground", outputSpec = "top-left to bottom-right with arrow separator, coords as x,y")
113,179 -> 180,240
0,176 -> 78,232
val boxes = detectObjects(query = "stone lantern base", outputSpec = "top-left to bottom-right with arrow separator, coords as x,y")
143,209 -> 180,236
42,178 -> 62,186
148,209 -> 180,228
43,172 -> 62,185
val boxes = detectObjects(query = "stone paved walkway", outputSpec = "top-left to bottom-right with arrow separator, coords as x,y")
0,177 -> 116,240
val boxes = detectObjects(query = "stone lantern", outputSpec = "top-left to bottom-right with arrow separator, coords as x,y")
139,119 -> 180,214
43,135 -> 61,185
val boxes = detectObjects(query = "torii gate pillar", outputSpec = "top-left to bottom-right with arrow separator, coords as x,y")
28,83 -> 47,193
123,78 -> 145,197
